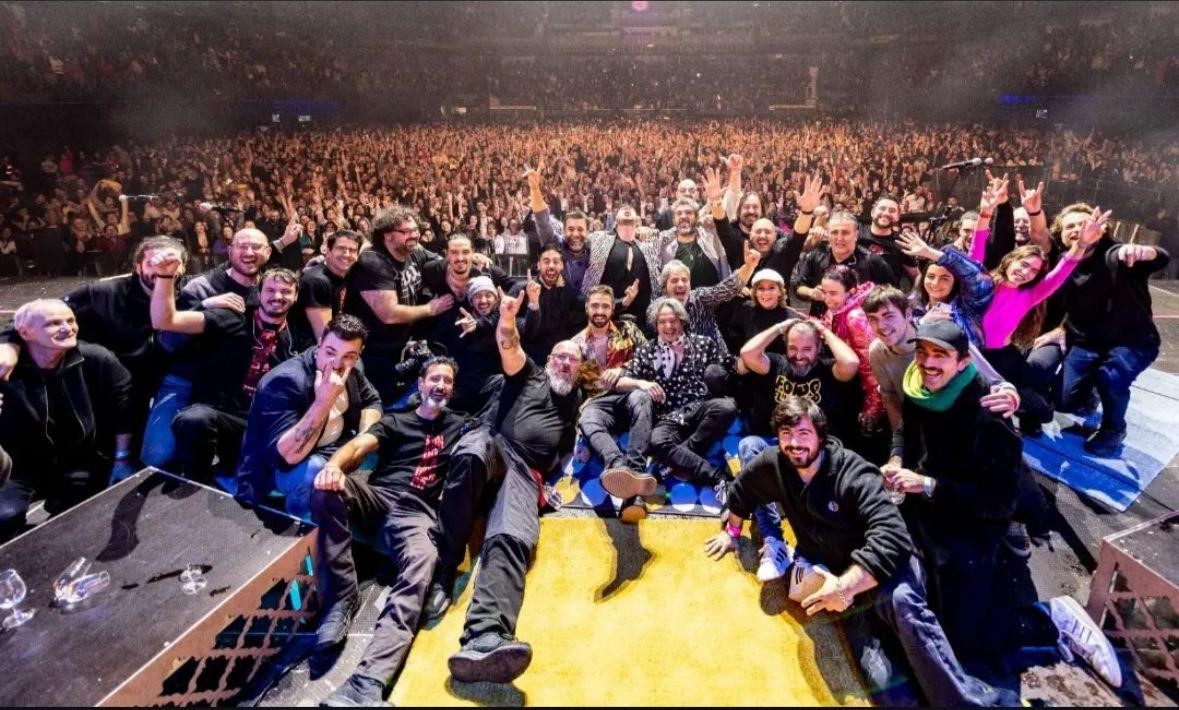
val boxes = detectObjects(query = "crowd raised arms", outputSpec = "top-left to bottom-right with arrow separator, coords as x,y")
0,126 -> 1168,705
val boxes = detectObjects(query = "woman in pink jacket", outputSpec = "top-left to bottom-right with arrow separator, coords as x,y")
819,265 -> 886,437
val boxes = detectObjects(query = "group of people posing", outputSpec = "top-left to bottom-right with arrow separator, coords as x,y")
0,155 -> 1167,706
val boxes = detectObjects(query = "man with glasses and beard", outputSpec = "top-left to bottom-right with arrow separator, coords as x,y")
139,227 -> 274,470
309,356 -> 467,707
288,230 -> 364,351
149,255 -> 299,486
430,287 -> 583,685
345,206 -> 452,404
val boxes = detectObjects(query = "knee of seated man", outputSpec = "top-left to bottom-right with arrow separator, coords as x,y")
171,404 -> 216,433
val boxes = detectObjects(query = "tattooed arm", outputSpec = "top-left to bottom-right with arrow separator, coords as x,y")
276,366 -> 349,465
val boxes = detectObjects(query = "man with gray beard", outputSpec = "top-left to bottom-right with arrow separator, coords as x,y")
430,286 -> 584,684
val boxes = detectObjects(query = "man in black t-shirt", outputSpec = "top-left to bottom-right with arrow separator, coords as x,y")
736,317 -> 863,582
288,230 -> 362,350
857,194 -> 918,289
343,206 -> 451,404
149,256 -> 298,486
310,357 -> 467,707
793,211 -> 897,317
435,287 -> 583,685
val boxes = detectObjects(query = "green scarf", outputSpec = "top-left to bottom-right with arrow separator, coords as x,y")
903,361 -> 978,412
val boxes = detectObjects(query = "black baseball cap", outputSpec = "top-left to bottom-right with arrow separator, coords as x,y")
909,320 -> 969,357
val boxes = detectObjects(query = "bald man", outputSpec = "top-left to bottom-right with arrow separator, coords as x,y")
655,178 -> 701,231
432,289 -> 584,684
0,299 -> 132,541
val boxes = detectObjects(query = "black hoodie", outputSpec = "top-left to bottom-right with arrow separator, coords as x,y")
727,438 -> 911,584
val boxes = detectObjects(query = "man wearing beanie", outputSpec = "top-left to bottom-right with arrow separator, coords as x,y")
422,272 -> 504,417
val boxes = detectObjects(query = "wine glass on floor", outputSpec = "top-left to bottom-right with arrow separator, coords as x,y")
0,569 -> 34,629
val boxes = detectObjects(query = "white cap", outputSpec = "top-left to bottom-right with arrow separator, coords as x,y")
751,269 -> 785,287
467,276 -> 497,300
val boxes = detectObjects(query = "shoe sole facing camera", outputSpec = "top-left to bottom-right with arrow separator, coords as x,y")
601,468 -> 657,500
448,641 -> 533,684
1051,595 -> 1123,689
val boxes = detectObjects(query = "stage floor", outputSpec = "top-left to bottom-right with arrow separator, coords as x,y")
2,276 -> 1178,706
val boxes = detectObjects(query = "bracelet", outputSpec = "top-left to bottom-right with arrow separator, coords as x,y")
922,476 -> 935,498
114,450 -> 132,461
1026,209 -> 1042,217
978,213 -> 992,220
799,209 -> 814,216
725,523 -> 741,539
835,581 -> 852,607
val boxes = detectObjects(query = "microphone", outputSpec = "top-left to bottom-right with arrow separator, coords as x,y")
938,157 -> 993,171
198,201 -> 244,213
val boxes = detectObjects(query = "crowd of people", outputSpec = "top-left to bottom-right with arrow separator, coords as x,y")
0,119 -> 1169,704
2,2 -> 1176,110
1,119 -> 1176,283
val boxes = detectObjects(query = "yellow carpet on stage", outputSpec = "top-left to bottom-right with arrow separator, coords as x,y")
390,517 -> 870,706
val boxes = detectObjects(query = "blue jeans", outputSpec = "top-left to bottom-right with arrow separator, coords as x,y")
1059,343 -> 1158,433
738,436 -> 784,544
140,374 -> 192,469
274,454 -> 327,522
842,555 -> 1022,706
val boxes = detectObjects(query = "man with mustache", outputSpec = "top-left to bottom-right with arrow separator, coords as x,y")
707,397 -> 1022,706
150,255 -> 298,486
574,285 -> 651,522
236,315 -> 383,520
884,320 -> 1122,691
0,236 -> 188,464
0,299 -> 132,542
309,357 -> 467,707
432,288 -> 583,684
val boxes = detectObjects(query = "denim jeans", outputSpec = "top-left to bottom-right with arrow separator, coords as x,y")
275,453 -> 327,522
140,374 -> 192,469
737,436 -> 785,544
578,390 -> 653,472
841,555 -> 1022,706
1059,343 -> 1158,432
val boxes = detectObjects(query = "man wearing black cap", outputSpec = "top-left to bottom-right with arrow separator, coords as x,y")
883,320 -> 1122,690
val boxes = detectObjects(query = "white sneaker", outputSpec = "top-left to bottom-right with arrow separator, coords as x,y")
787,555 -> 830,603
1047,595 -> 1122,688
756,538 -> 794,583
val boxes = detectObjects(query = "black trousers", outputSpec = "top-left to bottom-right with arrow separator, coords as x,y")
0,463 -> 103,542
649,397 -> 736,483
310,475 -> 438,683
913,524 -> 1058,665
171,404 -> 246,483
577,390 -> 653,472
435,426 -> 545,645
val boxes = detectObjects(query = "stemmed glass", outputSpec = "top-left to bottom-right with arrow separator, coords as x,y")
0,569 -> 34,629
